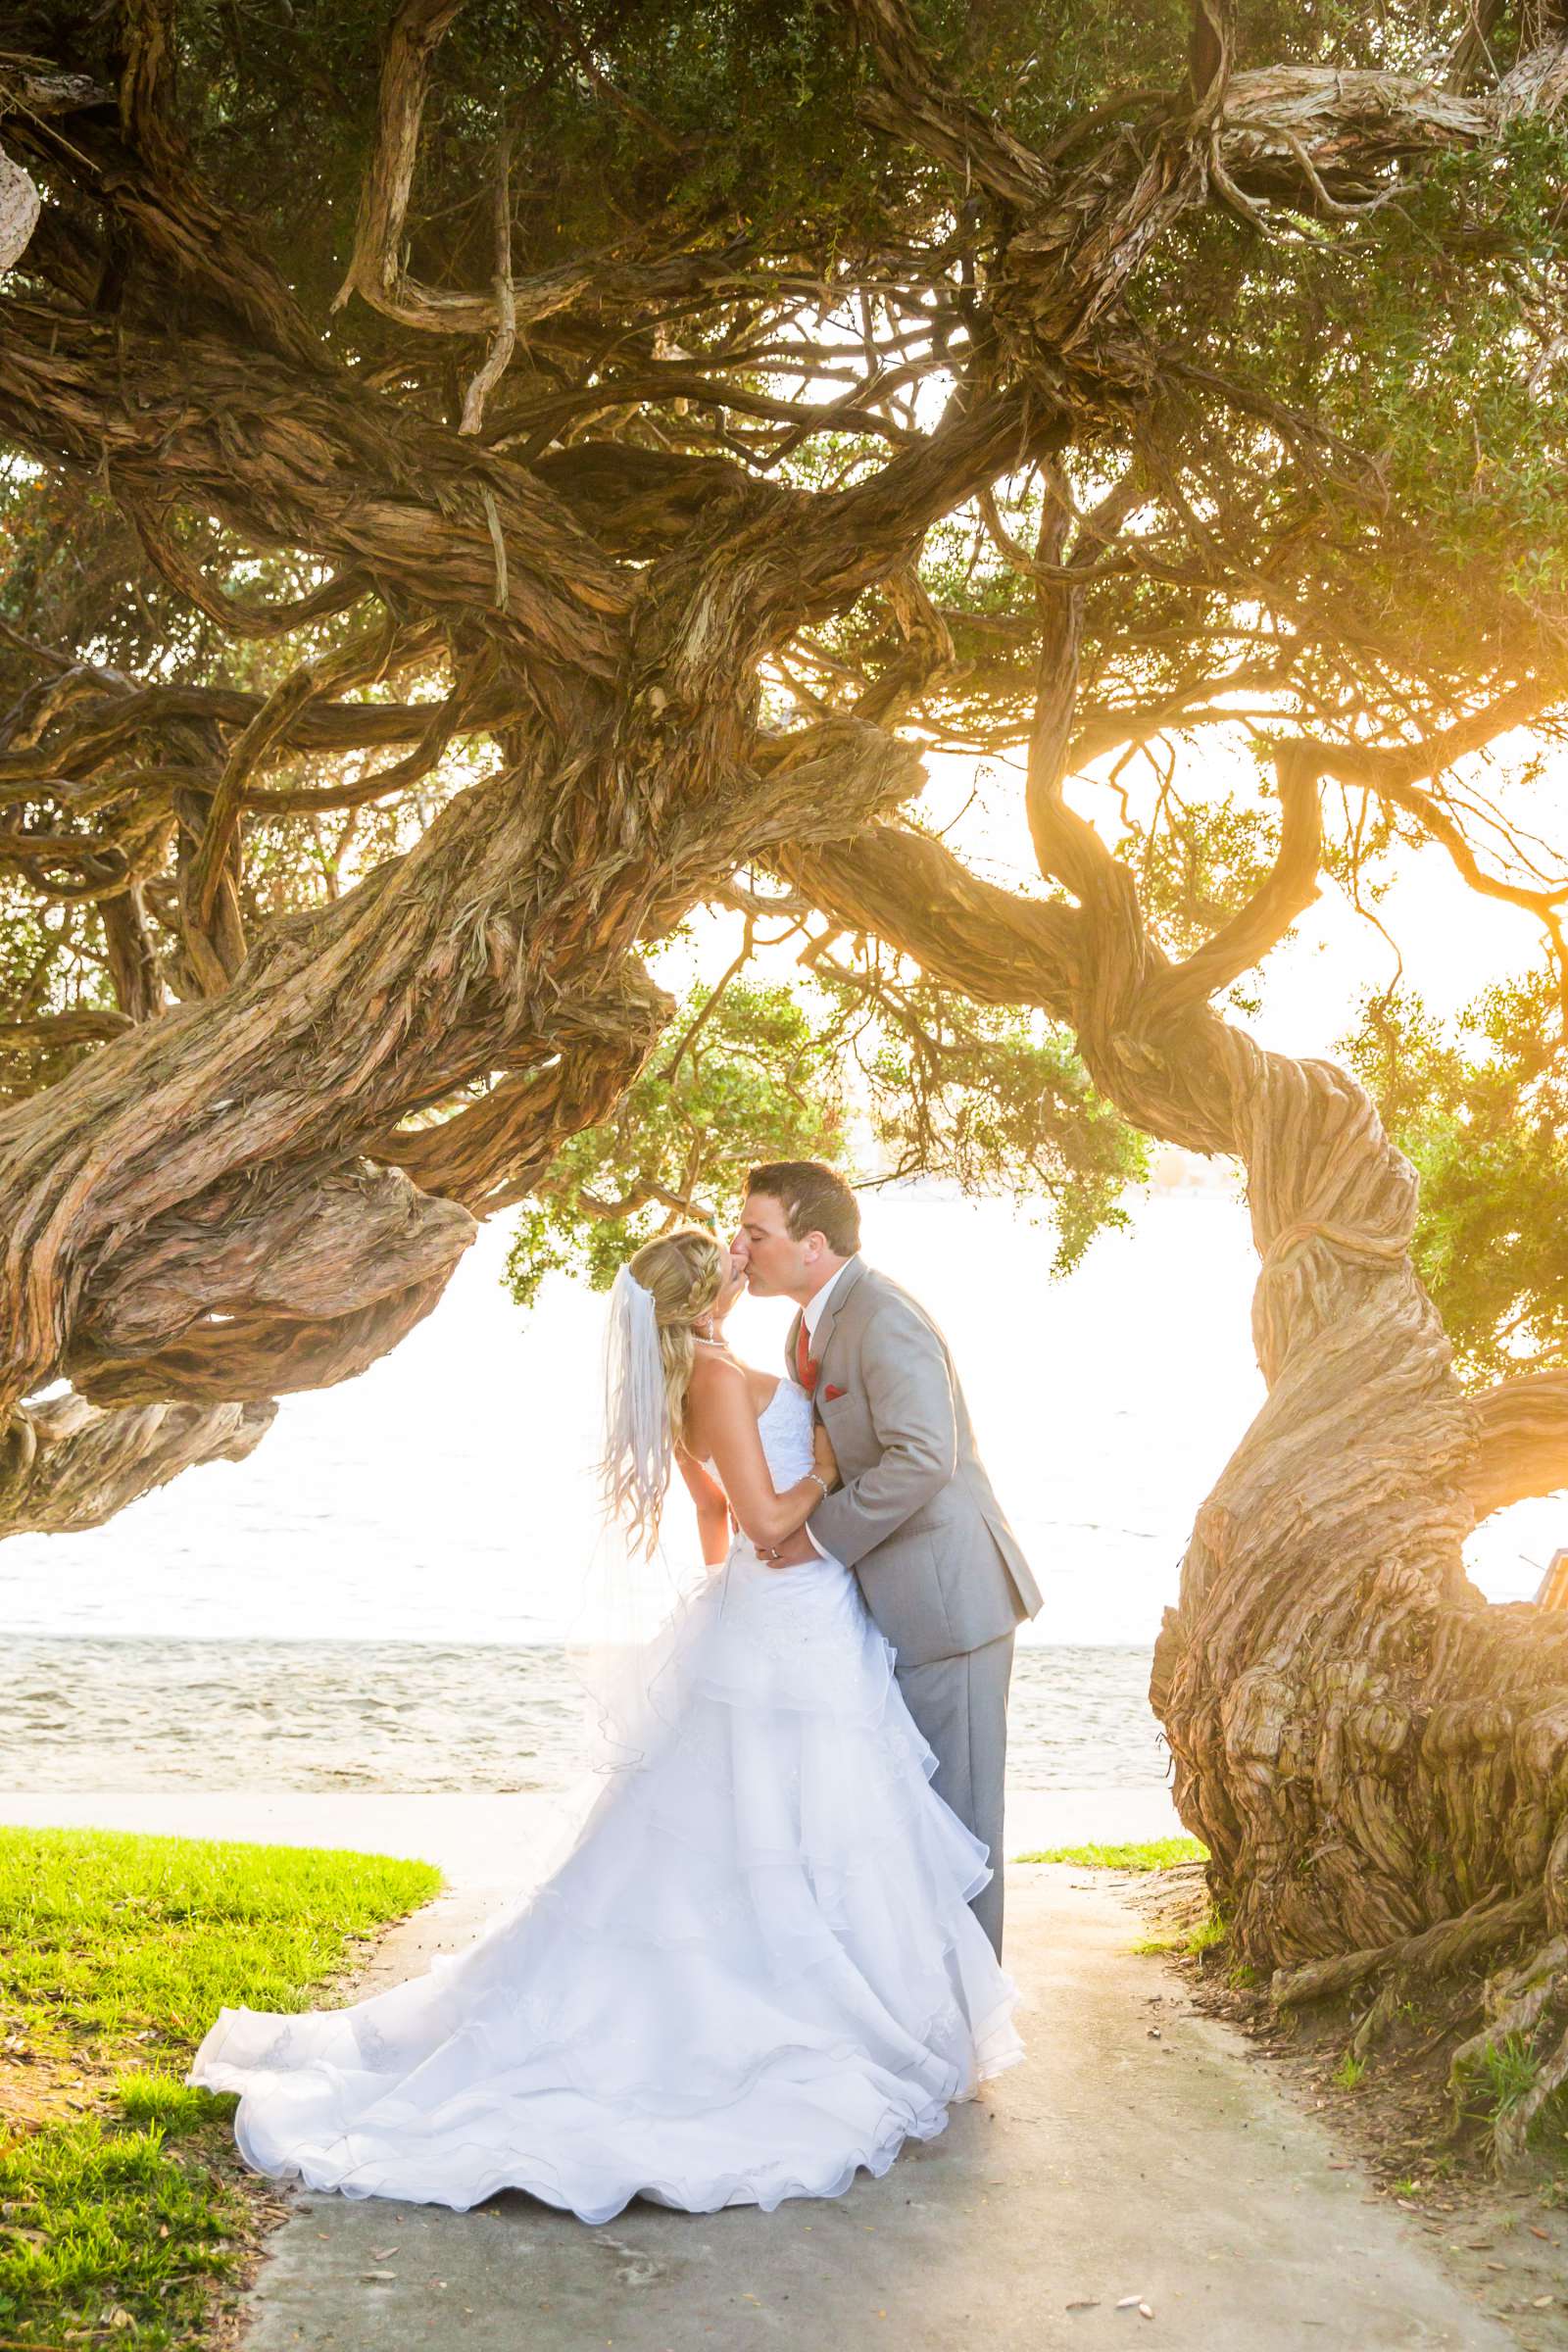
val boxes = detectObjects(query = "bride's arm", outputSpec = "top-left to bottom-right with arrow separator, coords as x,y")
683,1358 -> 830,1554
675,1446 -> 733,1568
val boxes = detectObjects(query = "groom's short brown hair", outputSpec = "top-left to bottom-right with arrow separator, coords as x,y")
746,1160 -> 861,1256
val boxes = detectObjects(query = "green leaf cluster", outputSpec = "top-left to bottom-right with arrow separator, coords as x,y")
503,961 -> 1148,1305
1342,963 -> 1568,1382
504,978 -> 846,1306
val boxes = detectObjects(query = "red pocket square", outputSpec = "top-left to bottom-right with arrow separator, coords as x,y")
822,1383 -> 847,1401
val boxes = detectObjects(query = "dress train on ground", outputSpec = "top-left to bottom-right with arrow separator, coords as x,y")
187,1380 -> 1022,2220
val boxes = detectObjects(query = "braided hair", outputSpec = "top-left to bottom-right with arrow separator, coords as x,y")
624,1226 -> 727,1454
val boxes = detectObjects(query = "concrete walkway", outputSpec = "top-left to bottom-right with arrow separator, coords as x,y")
244,1867 -> 1507,2352
2,1791 -> 1514,2347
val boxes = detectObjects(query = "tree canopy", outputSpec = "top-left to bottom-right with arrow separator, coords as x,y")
3,0 -> 1567,1400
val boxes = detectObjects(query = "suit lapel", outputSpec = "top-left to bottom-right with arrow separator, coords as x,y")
808,1254 -> 866,1378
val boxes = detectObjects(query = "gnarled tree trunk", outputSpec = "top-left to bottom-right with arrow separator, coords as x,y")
793,800 -> 1568,2162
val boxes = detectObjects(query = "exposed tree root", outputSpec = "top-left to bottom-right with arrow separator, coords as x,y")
1450,1936 -> 1568,2171
1271,1886 -> 1547,2020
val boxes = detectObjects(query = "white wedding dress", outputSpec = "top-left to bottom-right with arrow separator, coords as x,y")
187,1377 -> 1022,2221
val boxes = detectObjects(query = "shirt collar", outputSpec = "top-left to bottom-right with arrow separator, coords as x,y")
802,1259 -> 850,1341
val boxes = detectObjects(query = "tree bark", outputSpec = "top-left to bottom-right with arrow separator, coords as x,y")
0,1388 -> 276,1536
0,701 -> 918,1524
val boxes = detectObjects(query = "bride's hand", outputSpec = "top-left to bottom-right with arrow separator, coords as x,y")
811,1418 -> 840,1492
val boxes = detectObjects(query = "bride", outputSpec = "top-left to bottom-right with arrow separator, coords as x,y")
186,1225 -> 1022,2222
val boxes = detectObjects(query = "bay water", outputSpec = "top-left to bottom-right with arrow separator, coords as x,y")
2,1181 -> 1555,1799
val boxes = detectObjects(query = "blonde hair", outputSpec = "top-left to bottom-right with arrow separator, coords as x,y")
625,1226 -> 726,1453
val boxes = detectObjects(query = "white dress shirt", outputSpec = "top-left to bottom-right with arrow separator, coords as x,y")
798,1262 -> 850,1555
802,1260 -> 849,1350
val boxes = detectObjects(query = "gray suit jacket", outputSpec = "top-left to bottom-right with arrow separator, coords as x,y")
788,1257 -> 1041,1669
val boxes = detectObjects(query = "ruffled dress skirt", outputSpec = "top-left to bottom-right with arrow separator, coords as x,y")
187,1465 -> 1022,2221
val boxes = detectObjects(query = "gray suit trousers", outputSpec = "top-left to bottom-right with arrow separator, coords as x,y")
894,1631 -> 1014,1959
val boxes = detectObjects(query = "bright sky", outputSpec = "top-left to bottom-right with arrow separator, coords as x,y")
674,723 -> 1556,1079
941,735 -> 1554,1051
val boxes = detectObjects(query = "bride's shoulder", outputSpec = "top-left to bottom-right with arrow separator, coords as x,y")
684,1345 -> 750,1445
686,1343 -> 747,1397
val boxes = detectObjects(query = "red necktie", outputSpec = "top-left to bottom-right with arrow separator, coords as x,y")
796,1319 -> 818,1394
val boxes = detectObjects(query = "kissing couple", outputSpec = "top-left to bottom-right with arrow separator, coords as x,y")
190,1160 -> 1043,2222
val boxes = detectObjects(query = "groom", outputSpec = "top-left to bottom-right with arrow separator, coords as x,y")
732,1160 -> 1041,1958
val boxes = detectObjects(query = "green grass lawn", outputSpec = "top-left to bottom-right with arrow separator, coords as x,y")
0,1826 -> 441,2349
1015,1836 -> 1209,1870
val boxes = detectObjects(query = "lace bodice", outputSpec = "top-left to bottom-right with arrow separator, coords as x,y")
700,1373 -> 847,1599
753,1376 -> 815,1488
701,1374 -> 815,1501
